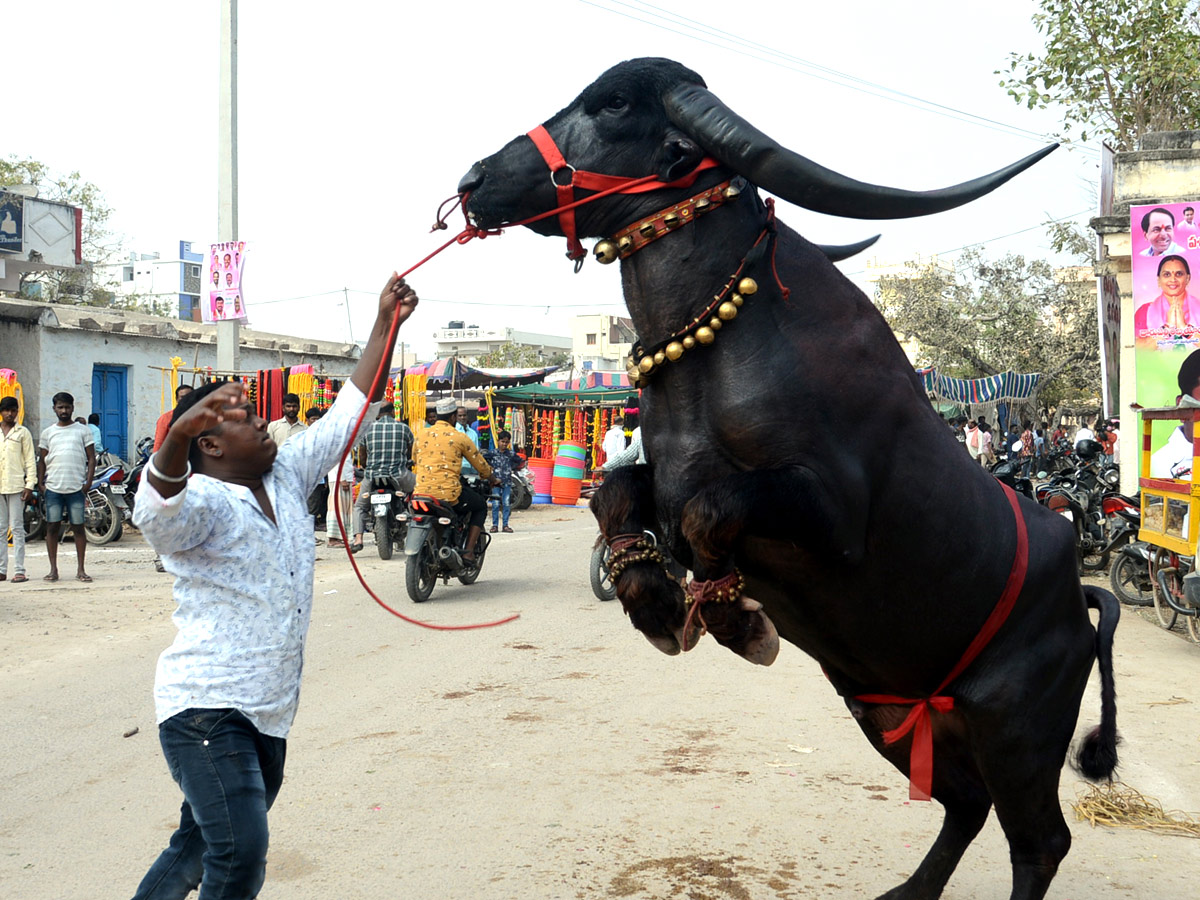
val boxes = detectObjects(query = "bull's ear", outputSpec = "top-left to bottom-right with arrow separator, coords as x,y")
656,132 -> 704,182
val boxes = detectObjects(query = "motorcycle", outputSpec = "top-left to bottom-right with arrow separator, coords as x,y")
511,464 -> 534,511
22,489 -> 45,543
401,478 -> 492,602
84,463 -> 129,544
1149,548 -> 1200,642
365,474 -> 409,560
1110,540 -> 1153,607
123,436 -> 155,518
989,459 -> 1034,501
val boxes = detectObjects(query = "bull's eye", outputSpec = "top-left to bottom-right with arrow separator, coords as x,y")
605,94 -> 629,112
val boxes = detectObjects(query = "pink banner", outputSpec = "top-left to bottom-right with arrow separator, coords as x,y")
203,240 -> 248,323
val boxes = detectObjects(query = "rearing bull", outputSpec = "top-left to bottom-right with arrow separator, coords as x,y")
458,58 -> 1118,900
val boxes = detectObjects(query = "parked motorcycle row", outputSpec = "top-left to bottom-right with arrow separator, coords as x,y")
989,439 -> 1200,639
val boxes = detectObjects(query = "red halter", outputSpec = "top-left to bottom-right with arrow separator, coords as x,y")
525,125 -> 722,266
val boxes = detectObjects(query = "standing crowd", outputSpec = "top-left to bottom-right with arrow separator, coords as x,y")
950,413 -> 1120,475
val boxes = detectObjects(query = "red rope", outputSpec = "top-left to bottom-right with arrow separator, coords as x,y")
855,483 -> 1028,800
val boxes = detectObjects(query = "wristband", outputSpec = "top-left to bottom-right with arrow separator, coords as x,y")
147,456 -> 192,484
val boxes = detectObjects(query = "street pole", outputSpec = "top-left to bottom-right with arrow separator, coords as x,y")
343,287 -> 354,344
216,0 -> 239,372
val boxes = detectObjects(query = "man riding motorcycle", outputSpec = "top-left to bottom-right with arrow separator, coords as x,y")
350,402 -> 416,553
411,397 -> 498,561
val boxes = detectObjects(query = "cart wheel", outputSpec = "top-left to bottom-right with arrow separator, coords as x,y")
1187,612 -> 1200,643
1151,548 -> 1179,631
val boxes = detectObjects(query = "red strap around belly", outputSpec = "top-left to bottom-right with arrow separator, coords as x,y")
856,482 -> 1029,801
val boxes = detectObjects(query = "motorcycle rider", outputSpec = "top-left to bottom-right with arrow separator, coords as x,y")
349,402 -> 415,552
412,397 -> 497,561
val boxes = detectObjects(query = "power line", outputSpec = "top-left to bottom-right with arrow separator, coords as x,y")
578,0 -> 1098,157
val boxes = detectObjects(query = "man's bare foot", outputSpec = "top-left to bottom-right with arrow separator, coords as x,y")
44,572 -> 59,582
77,573 -> 93,583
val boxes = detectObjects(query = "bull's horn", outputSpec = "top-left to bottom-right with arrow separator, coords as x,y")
817,235 -> 880,261
664,84 -> 1056,220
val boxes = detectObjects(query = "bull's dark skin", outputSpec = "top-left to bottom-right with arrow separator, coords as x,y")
460,58 -> 1119,900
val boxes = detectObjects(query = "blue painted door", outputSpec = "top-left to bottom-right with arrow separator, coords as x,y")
91,365 -> 128,460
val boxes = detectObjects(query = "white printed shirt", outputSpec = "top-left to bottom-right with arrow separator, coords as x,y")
133,381 -> 377,738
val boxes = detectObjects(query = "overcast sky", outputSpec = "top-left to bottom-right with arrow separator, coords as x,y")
8,1 -> 1095,356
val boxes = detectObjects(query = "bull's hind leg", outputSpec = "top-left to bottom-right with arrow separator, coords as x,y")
590,466 -> 692,655
850,702 -> 992,900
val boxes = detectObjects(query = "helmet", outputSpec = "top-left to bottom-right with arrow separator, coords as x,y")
1076,439 -> 1103,461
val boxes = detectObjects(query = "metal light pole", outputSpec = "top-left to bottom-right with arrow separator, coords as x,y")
216,0 -> 239,371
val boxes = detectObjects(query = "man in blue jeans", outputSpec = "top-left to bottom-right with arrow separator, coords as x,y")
37,391 -> 95,582
483,429 -> 522,533
130,274 -> 418,899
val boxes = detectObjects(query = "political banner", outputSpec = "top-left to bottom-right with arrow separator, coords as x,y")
203,240 -> 248,323
1131,201 -> 1200,450
0,193 -> 24,254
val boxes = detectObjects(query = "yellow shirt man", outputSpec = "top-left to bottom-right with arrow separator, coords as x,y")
413,420 -> 493,502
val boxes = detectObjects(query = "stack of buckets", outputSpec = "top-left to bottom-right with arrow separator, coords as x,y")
551,441 -> 587,506
527,457 -> 555,504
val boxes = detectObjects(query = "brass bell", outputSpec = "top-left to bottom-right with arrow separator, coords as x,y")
694,197 -> 711,215
723,184 -> 741,202
663,213 -> 682,229
593,239 -> 619,265
717,301 -> 738,321
731,293 -> 744,307
638,356 -> 656,374
653,350 -> 667,365
639,222 -> 657,239
682,335 -> 697,350
695,326 -> 716,345
618,236 -> 634,254
664,341 -> 685,361
709,317 -> 723,330
737,277 -> 758,295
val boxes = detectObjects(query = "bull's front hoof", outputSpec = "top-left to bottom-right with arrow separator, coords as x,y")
644,632 -> 682,655
704,595 -> 780,666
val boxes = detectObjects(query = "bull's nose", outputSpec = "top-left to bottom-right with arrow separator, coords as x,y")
458,163 -> 485,195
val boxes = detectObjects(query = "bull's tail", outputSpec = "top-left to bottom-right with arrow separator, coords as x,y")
1074,585 -> 1120,780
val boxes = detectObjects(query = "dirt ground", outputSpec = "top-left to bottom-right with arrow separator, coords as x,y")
1,506 -> 1198,900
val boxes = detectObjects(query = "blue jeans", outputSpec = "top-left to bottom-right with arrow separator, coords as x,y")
45,489 -> 85,525
491,482 -> 511,527
132,708 -> 286,900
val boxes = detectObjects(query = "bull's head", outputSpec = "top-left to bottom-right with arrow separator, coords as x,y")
460,57 -> 1054,244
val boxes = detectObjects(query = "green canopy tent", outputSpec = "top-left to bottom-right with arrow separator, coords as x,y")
491,383 -> 637,404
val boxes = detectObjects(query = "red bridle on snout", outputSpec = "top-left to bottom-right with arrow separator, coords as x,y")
525,125 -> 721,267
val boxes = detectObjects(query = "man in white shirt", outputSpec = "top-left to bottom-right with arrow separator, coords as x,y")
602,416 -> 628,464
1138,207 -> 1186,257
266,392 -> 307,446
1074,421 -> 1095,449
1149,351 -> 1200,479
129,274 -> 418,900
37,391 -> 95,583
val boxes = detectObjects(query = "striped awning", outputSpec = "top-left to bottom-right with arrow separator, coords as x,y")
916,367 -> 1041,404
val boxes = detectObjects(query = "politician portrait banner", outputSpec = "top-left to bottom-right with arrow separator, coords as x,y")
1132,201 -> 1200,450
203,240 -> 248,323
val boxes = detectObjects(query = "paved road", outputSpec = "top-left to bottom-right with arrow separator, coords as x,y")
2,505 -> 1198,899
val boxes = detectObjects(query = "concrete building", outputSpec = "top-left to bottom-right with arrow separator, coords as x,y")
431,321 -> 570,363
569,314 -> 636,373
0,190 -> 83,295
1090,129 -> 1200,497
864,255 -> 956,366
94,240 -> 205,321
0,296 -> 360,460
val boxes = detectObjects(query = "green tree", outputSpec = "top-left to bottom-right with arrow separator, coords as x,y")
474,342 -> 569,368
873,247 -> 1100,413
0,155 -> 143,308
999,0 -> 1200,149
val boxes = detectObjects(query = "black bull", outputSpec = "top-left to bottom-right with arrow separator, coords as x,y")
458,58 -> 1119,900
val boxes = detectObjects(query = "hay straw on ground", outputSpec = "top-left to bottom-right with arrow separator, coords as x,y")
1072,782 -> 1200,839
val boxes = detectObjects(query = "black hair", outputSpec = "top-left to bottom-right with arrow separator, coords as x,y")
1157,254 -> 1190,276
88,412 -> 100,425
52,392 -> 74,405
1178,349 -> 1200,398
170,381 -> 229,469
1141,206 -> 1175,232
282,393 -> 300,405
0,396 -> 18,411
497,430 -> 511,440
175,383 -> 194,400
1185,206 -> 1195,215
305,407 -> 323,420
